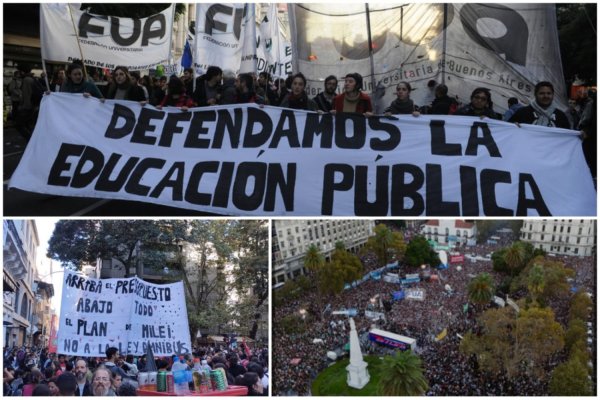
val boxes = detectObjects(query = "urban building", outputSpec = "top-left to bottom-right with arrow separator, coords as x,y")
421,220 -> 477,247
272,220 -> 376,285
31,278 -> 54,347
3,220 -> 39,347
520,219 -> 596,256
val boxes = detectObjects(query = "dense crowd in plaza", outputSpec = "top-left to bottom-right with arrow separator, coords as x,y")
272,226 -> 596,396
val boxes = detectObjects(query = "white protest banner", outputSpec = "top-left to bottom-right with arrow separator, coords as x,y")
195,3 -> 257,74
406,289 -> 425,301
493,295 -> 506,307
383,273 -> 400,284
257,4 -> 292,78
9,93 -> 596,216
57,272 -> 191,357
40,4 -> 174,71
289,4 -> 566,113
365,310 -> 386,321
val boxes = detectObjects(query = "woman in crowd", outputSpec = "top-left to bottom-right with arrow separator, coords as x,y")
332,72 -> 373,116
61,62 -> 103,99
157,77 -> 194,111
105,66 -> 146,102
279,73 -> 318,111
454,87 -> 500,119
384,81 -> 420,116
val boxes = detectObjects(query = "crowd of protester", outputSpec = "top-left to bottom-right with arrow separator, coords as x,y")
273,225 -> 596,396
3,343 -> 269,396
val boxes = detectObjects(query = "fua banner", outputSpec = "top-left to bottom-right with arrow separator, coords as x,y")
57,273 -> 191,357
40,4 -> 174,70
9,93 -> 596,216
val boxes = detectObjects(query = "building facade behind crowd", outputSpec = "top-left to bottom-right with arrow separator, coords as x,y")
521,219 -> 596,256
272,220 -> 375,285
3,220 -> 56,349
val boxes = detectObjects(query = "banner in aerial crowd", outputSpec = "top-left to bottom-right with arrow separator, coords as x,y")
40,4 -> 174,70
57,272 -> 191,357
9,93 -> 596,216
289,3 -> 567,113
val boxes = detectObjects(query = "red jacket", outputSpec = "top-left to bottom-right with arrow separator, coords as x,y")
160,93 -> 194,108
333,91 -> 373,114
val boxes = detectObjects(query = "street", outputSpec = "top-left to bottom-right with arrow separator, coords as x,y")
3,124 -> 218,216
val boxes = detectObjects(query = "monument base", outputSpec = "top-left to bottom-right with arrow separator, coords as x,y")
346,361 -> 370,389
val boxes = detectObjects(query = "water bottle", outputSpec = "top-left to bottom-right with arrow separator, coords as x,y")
200,359 -> 212,392
171,356 -> 189,395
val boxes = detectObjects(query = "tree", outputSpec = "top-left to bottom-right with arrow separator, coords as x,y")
404,236 -> 439,268
364,224 -> 406,266
467,273 -> 495,305
526,264 -> 545,304
377,351 -> 429,396
303,244 -> 325,278
564,318 -> 587,353
557,4 -> 597,85
504,243 -> 525,276
460,307 -> 519,376
515,307 -> 565,377
47,219 -> 186,277
461,306 -> 564,378
549,357 -> 593,396
317,248 -> 364,296
229,220 -> 269,340
569,290 -> 592,322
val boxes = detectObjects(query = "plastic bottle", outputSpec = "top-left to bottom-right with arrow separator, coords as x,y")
200,359 -> 212,393
191,358 -> 202,393
171,356 -> 189,395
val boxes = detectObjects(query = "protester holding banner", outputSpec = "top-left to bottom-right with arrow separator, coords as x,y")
235,74 -> 265,104
49,69 -> 65,93
61,62 -> 103,99
105,67 -> 146,103
427,84 -> 459,115
220,70 -> 238,105
331,73 -> 373,116
454,87 -> 500,119
509,81 -> 570,129
193,66 -> 223,107
279,73 -> 318,111
384,82 -> 420,116
158,77 -> 194,110
313,75 -> 338,113
257,72 -> 279,106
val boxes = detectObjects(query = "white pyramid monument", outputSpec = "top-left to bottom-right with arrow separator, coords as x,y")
346,317 -> 370,389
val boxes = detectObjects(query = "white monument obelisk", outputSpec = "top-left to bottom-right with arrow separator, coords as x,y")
346,317 -> 370,389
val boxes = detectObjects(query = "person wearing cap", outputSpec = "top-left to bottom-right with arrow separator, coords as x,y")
331,72 -> 373,116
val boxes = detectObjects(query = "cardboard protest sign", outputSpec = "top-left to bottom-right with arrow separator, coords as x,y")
57,272 -> 191,357
9,93 -> 596,216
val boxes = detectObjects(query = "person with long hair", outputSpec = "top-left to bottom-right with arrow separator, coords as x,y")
279,73 -> 318,111
384,81 -> 420,116
157,76 -> 194,111
235,372 -> 264,396
454,87 -> 499,119
61,62 -> 103,98
105,66 -> 146,103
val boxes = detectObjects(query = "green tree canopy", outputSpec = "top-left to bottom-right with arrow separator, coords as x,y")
549,357 -> 593,396
467,273 -> 495,305
318,248 -> 364,296
364,224 -> 406,266
303,244 -> 325,277
404,235 -> 440,268
377,351 -> 429,396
